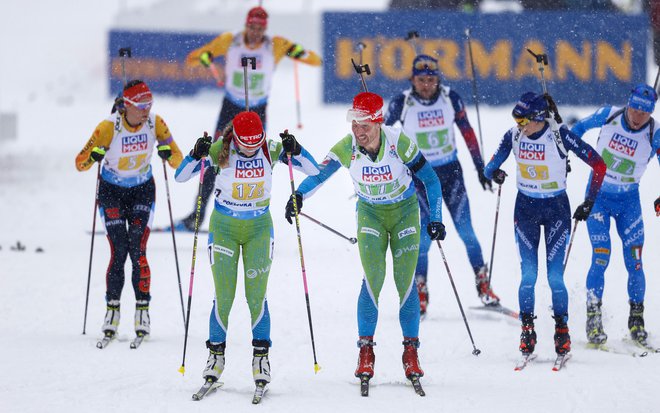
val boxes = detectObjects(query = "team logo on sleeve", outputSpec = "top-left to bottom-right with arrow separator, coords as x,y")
608,133 -> 638,156
235,159 -> 265,178
519,141 -> 545,160
362,165 -> 392,182
122,134 -> 148,153
417,109 -> 444,127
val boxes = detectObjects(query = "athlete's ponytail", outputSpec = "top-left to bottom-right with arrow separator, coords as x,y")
216,121 -> 234,168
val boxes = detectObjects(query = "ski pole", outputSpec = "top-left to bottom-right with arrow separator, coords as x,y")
293,60 -> 303,129
466,29 -> 485,161
356,42 -> 367,66
487,184 -> 502,285
178,146 -> 208,375
162,159 -> 186,328
241,56 -> 257,111
436,240 -> 481,356
299,212 -> 357,245
82,163 -> 102,335
405,31 -> 420,55
83,47 -> 131,334
351,58 -> 371,92
208,63 -> 225,88
562,220 -> 579,273
286,147 -> 321,373
118,47 -> 132,86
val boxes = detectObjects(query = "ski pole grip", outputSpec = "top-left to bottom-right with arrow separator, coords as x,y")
241,56 -> 257,70
119,47 -> 132,58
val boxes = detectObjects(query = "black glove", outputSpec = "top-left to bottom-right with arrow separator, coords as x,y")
157,145 -> 172,160
573,199 -> 595,221
280,129 -> 301,156
286,44 -> 305,59
427,221 -> 446,241
191,135 -> 212,160
285,192 -> 303,224
90,146 -> 105,162
654,196 -> 660,216
199,51 -> 213,68
544,93 -> 563,124
492,169 -> 507,185
478,169 -> 493,191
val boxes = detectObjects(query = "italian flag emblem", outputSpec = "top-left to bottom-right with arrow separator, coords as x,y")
631,246 -> 642,260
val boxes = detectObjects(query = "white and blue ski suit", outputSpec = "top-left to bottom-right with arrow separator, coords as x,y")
485,123 -> 605,321
571,106 -> 660,305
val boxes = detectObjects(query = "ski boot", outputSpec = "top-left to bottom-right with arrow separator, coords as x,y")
475,265 -> 500,306
586,300 -> 607,344
628,301 -> 648,343
252,340 -> 271,384
416,277 -> 429,317
134,300 -> 150,336
402,338 -> 424,378
202,341 -> 226,382
519,313 -> 537,355
102,300 -> 121,335
553,315 -> 571,355
355,336 -> 375,378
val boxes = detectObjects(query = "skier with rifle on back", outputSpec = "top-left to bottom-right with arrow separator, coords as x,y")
76,80 -> 183,347
571,84 -> 660,351
484,91 -> 606,369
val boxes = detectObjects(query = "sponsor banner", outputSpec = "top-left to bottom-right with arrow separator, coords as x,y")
108,29 -> 219,97
323,11 -> 646,105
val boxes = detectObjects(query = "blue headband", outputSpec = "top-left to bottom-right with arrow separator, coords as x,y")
412,55 -> 439,77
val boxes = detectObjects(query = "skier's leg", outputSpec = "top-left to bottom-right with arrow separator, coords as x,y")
207,212 -> 241,344
389,197 -> 421,338
241,213 -> 274,345
614,192 -> 645,304
439,162 -> 484,271
356,202 -> 389,337
544,193 -> 571,321
585,195 -> 613,303
127,178 -> 155,304
98,179 -> 130,304
514,194 -> 541,316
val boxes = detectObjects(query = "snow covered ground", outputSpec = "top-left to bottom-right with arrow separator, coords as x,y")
1,2 -> 659,412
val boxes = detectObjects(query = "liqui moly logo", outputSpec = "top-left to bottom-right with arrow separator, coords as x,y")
417,109 -> 444,128
122,134 -> 148,153
608,133 -> 638,156
519,141 -> 545,160
362,165 -> 393,182
235,158 -> 265,178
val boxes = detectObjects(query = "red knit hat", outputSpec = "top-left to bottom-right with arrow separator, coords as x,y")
246,7 -> 268,27
346,92 -> 384,123
233,111 -> 265,149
